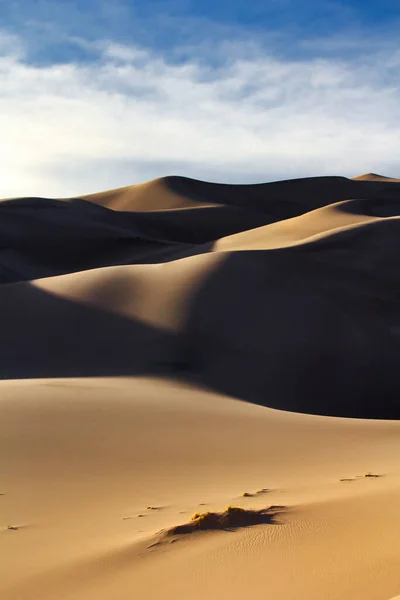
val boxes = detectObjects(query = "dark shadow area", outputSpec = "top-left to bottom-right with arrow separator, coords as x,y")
0,282 -> 183,379
0,197 -> 218,283
118,204 -> 272,244
181,220 -> 400,419
339,196 -> 400,217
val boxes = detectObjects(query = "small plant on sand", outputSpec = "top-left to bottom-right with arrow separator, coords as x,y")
165,505 -> 285,536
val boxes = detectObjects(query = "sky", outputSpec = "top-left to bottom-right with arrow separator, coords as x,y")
1,0 -> 400,197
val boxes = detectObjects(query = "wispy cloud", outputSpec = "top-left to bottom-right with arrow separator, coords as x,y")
1,29 -> 399,198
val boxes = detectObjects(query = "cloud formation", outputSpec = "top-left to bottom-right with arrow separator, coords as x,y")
1,29 -> 399,198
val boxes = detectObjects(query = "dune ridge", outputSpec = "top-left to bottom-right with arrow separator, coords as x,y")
0,173 -> 399,417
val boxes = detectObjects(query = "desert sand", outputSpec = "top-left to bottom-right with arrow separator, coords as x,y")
1,173 -> 400,599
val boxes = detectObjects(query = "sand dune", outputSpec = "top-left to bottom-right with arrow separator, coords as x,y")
1,173 -> 400,599
352,172 -> 400,182
79,177 -> 220,211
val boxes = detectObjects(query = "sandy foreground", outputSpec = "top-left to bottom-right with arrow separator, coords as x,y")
1,173 -> 400,599
1,377 -> 400,600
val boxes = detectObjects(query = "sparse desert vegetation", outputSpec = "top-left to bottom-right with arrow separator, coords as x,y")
164,505 -> 285,536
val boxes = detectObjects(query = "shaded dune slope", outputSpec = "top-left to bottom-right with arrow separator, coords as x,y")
0,174 -> 399,418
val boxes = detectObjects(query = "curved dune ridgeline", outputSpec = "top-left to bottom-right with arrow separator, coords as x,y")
0,173 -> 399,418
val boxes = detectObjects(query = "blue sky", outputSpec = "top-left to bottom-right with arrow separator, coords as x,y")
0,0 -> 399,196
3,0 -> 400,62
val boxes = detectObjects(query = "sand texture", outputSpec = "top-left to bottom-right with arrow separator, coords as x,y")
1,173 -> 400,599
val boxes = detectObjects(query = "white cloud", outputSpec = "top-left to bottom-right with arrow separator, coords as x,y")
0,31 -> 399,198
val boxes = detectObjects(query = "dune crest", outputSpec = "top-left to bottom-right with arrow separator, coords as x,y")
77,177 -> 221,211
352,172 -> 400,181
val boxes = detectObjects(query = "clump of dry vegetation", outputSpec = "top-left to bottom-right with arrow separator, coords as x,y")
165,505 -> 285,536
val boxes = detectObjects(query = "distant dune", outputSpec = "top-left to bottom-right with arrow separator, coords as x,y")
1,173 -> 400,600
352,172 -> 400,182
